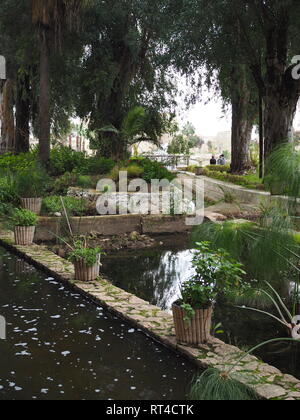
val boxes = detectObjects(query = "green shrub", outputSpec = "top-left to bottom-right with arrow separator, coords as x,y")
109,165 -> 121,182
206,165 -> 230,173
76,175 -> 94,189
138,158 -> 176,183
11,208 -> 38,227
15,166 -> 51,198
0,151 -> 37,172
187,165 -> 198,173
84,156 -> 115,175
202,168 -> 263,190
0,174 -> 18,204
123,164 -> 144,178
49,147 -> 116,177
51,172 -> 78,195
49,146 -> 86,176
68,241 -> 103,266
42,196 -> 87,215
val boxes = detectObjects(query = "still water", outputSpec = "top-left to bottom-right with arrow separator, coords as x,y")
0,247 -> 198,400
102,244 -> 300,380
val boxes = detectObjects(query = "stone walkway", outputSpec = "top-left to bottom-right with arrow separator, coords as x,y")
1,227 -> 300,400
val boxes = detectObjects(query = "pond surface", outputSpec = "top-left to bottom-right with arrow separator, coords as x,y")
102,243 -> 300,380
0,247 -> 198,400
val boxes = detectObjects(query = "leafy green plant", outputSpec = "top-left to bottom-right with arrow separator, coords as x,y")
202,168 -> 264,190
219,186 -> 236,203
84,156 -> 115,175
11,209 -> 38,227
192,216 -> 299,290
51,172 -> 78,195
68,241 -> 103,267
176,242 -> 246,318
49,146 -> 86,176
206,164 -> 230,173
15,166 -> 51,198
0,151 -> 37,172
125,164 -> 145,178
76,175 -> 94,189
42,196 -> 87,216
0,173 -> 18,205
138,158 -> 176,183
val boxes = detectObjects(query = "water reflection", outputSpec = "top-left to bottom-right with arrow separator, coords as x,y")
102,246 -> 300,379
102,250 -> 195,311
0,248 -> 197,400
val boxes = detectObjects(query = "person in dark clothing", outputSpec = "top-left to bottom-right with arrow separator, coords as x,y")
210,156 -> 217,165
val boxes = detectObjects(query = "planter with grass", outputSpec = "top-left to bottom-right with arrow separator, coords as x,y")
68,242 -> 103,282
172,241 -> 245,345
12,209 -> 38,246
16,167 -> 50,215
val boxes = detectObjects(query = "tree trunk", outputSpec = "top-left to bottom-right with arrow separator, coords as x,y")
38,28 -> 51,167
0,79 -> 15,153
231,99 -> 253,173
263,85 -> 299,160
15,72 -> 30,154
230,67 -> 256,173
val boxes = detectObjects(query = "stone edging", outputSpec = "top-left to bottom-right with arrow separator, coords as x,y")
1,227 -> 300,400
178,171 -> 300,211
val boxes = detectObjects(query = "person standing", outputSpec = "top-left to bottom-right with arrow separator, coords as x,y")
210,155 -> 217,165
217,154 -> 226,165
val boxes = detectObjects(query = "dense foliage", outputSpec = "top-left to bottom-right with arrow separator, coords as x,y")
178,242 -> 246,315
11,208 -> 38,227
68,241 -> 103,267
42,196 -> 88,216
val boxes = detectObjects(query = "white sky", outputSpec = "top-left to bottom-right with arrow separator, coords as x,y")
180,98 -> 231,137
176,78 -> 232,137
178,83 -> 300,138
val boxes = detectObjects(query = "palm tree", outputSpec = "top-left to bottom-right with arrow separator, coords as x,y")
32,0 -> 89,167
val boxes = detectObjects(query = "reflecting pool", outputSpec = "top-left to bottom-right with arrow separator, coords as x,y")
0,247 -> 198,400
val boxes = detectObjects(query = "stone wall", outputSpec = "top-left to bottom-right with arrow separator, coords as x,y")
179,171 -> 300,212
35,214 -> 195,242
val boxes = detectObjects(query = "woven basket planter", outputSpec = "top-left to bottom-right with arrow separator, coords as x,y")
20,198 -> 42,215
73,257 -> 100,282
172,303 -> 213,345
14,226 -> 36,246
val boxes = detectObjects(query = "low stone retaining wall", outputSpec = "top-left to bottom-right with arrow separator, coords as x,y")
179,172 -> 300,211
36,214 -> 197,242
1,226 -> 300,400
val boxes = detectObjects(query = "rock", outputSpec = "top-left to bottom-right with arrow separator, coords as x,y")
254,384 -> 287,399
129,231 -> 139,241
286,391 -> 300,399
281,374 -> 300,384
204,211 -> 227,222
54,212 -> 62,217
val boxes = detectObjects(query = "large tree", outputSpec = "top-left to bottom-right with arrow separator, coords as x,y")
167,0 -> 258,173
232,0 -> 300,158
0,0 -> 36,154
76,0 -> 178,159
31,0 -> 89,166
